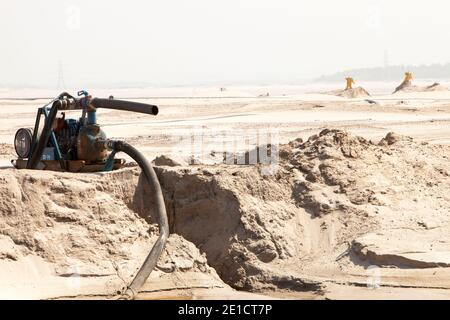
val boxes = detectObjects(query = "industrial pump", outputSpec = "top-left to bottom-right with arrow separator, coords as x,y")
13,91 -> 159,172
12,91 -> 169,299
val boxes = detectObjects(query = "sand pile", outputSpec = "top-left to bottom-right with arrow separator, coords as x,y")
394,82 -> 448,93
151,129 -> 450,294
0,169 -> 225,299
329,87 -> 371,98
1,129 -> 450,298
424,82 -> 448,91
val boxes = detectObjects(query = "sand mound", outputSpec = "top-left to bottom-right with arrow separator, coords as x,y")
1,129 -> 450,298
152,155 -> 187,167
150,129 -> 450,294
0,169 -> 225,299
394,82 -> 448,93
329,87 -> 371,98
425,82 -> 448,91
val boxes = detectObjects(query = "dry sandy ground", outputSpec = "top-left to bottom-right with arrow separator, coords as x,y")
0,84 -> 449,300
1,88 -> 450,167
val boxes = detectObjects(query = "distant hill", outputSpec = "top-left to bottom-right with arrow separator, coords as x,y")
316,63 -> 450,82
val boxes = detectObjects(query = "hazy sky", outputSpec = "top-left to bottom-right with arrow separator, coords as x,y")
1,0 -> 450,87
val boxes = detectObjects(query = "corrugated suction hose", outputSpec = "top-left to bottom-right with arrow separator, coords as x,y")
106,140 -> 169,299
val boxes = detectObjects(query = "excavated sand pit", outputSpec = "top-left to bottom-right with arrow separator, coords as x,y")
1,129 -> 450,299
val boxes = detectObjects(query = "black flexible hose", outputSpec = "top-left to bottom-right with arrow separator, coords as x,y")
90,98 -> 159,116
109,140 -> 169,299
